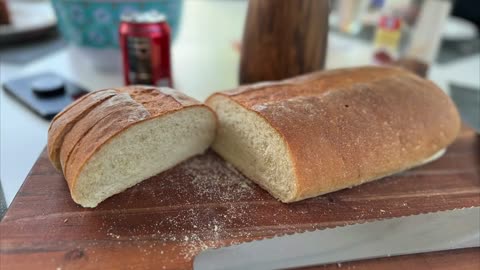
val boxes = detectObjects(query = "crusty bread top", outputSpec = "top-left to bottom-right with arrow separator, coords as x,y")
48,89 -> 117,170
207,66 -> 461,200
220,66 -> 401,103
59,93 -> 150,180
48,86 -> 211,191
115,86 -> 200,114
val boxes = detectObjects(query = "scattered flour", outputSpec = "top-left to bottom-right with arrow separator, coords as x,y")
100,153 -> 261,261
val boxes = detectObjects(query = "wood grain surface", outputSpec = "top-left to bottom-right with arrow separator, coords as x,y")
0,125 -> 479,270
239,0 -> 329,84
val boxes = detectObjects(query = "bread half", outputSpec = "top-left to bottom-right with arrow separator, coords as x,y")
48,86 -> 216,207
206,66 -> 461,203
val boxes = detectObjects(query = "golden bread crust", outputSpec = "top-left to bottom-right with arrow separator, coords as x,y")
207,66 -> 461,201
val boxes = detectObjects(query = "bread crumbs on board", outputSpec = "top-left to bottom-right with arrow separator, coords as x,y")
101,153 -> 262,260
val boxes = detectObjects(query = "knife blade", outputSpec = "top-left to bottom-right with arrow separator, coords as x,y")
194,207 -> 480,270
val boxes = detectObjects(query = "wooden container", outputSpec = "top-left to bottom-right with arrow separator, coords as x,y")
239,0 -> 329,84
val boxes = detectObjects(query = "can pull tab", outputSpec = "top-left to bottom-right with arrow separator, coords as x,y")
31,76 -> 65,97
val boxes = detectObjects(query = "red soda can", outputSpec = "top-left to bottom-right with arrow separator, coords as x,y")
119,11 -> 173,87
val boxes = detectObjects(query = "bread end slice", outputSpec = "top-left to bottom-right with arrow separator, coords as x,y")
207,94 -> 298,202
72,106 -> 216,207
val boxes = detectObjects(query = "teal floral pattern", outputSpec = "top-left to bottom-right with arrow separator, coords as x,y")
51,0 -> 183,48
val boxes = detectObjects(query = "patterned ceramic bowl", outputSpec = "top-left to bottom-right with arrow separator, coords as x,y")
51,0 -> 183,49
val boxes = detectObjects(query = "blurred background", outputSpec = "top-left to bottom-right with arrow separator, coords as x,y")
0,0 -> 479,215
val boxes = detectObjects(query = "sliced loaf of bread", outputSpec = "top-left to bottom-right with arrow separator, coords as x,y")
48,86 -> 216,207
206,66 -> 461,203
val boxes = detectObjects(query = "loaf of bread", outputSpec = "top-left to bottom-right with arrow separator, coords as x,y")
48,86 -> 217,207
206,66 -> 460,203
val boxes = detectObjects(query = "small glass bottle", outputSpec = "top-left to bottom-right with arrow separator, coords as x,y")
372,14 -> 403,65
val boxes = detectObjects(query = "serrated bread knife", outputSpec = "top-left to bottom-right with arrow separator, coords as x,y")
194,207 -> 480,270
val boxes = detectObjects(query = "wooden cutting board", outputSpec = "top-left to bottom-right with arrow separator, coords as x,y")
1,126 -> 479,270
